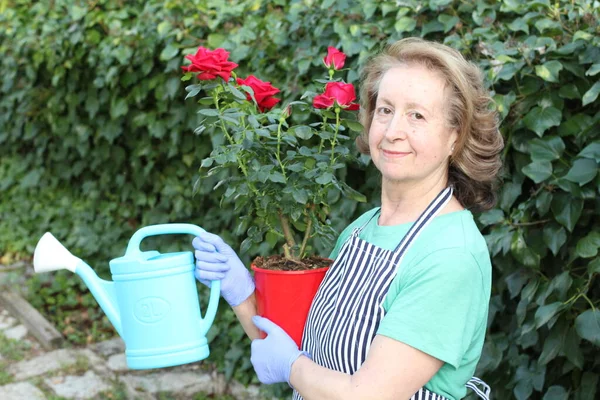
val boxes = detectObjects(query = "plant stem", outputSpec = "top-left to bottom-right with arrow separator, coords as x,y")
276,118 -> 287,180
318,115 -> 327,153
511,219 -> 552,227
214,90 -> 235,145
299,205 -> 315,259
278,212 -> 297,259
330,107 -> 341,165
213,87 -> 263,230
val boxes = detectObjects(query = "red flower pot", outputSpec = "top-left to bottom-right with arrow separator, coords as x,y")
252,264 -> 329,347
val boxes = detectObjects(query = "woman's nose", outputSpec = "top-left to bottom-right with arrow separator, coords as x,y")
384,115 -> 408,141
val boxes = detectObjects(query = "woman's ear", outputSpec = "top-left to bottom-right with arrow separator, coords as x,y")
449,130 -> 459,157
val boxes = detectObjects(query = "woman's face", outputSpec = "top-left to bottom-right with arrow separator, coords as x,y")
368,64 -> 458,187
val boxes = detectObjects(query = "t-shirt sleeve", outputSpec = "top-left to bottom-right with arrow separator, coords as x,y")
328,224 -> 354,260
329,208 -> 379,260
376,248 -> 485,368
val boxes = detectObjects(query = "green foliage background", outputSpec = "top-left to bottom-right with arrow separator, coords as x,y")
1,0 -> 599,398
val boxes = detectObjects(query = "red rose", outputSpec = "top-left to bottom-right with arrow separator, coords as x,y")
181,47 -> 238,81
323,47 -> 346,70
236,75 -> 281,112
313,82 -> 359,111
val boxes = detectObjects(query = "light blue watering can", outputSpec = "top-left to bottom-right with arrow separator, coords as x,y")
33,224 -> 220,370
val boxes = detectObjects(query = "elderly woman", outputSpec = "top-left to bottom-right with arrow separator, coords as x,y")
193,37 -> 504,400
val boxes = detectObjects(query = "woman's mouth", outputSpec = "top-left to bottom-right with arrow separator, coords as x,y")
381,149 -> 411,158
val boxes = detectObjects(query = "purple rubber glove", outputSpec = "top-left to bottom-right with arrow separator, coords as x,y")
251,316 -> 309,385
192,231 -> 255,307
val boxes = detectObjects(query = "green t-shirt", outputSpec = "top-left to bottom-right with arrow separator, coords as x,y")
329,208 -> 491,400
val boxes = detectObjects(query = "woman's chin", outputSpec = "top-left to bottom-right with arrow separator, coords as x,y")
380,172 -> 409,183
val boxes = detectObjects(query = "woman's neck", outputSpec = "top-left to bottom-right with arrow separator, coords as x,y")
378,177 -> 460,226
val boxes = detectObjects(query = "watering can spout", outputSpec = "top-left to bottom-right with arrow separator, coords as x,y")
33,233 -> 123,337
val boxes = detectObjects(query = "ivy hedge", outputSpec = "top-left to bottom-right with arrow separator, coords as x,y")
1,0 -> 599,398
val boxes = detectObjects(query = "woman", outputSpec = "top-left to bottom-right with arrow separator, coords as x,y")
192,37 -> 504,400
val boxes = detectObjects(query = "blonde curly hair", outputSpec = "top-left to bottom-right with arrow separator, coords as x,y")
356,37 -> 504,212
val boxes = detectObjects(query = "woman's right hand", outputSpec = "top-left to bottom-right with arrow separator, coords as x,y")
192,231 -> 255,307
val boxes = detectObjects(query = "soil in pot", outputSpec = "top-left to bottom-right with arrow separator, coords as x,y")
252,254 -> 331,271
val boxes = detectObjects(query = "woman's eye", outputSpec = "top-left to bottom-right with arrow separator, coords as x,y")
410,111 -> 425,120
377,107 -> 392,115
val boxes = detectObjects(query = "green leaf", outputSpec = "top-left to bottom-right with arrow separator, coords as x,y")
228,84 -> 247,100
558,113 -> 593,137
578,142 -> 600,162
293,190 -> 308,204
363,2 -> 377,19
564,158 -> 598,185
586,63 -> 600,76
536,190 -> 552,216
507,17 -> 529,34
511,231 -> 540,268
535,60 -> 563,83
589,258 -> 600,275
479,209 -> 504,226
558,84 -> 580,99
573,30 -> 593,41
522,161 -> 552,183
514,380 -> 533,400
563,327 -> 584,369
543,224 -> 566,256
575,309 -> 600,346
159,43 -> 179,61
505,270 -> 529,299
421,20 -> 444,37
165,77 -> 180,99
493,92 -> 516,120
294,126 -> 313,140
496,61 -> 525,81
574,372 -> 599,400
524,106 -> 562,137
582,81 -> 600,106
70,5 -> 87,20
551,194 -> 583,232
157,21 -> 172,37
343,185 -> 367,203
110,97 -> 128,119
198,109 -> 219,117
535,18 -> 561,33
499,182 -> 522,211
315,172 -> 333,185
185,84 -> 202,99
543,386 -> 568,400
550,272 -> 572,301
555,178 -> 583,196
268,172 -> 286,183
240,237 -> 253,254
345,120 -> 364,132
20,169 -> 42,189
438,14 -> 459,33
207,33 -> 226,49
85,90 -> 99,118
535,302 -> 563,328
529,136 -> 565,161
576,231 -> 600,258
539,321 -> 565,365
395,17 -> 416,33
429,0 -> 453,9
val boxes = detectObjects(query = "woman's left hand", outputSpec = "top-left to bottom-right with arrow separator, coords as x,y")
251,316 -> 308,385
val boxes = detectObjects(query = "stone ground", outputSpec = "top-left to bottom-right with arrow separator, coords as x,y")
0,263 -> 265,400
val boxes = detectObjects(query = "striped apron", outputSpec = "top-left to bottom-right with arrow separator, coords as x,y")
293,187 -> 491,400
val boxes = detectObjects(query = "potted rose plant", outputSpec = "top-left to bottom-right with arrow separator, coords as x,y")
181,46 -> 365,345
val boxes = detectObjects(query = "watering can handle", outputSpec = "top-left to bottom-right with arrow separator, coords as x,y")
125,223 -> 220,336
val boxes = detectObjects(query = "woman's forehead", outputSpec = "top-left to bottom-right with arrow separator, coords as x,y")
376,66 -> 448,108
